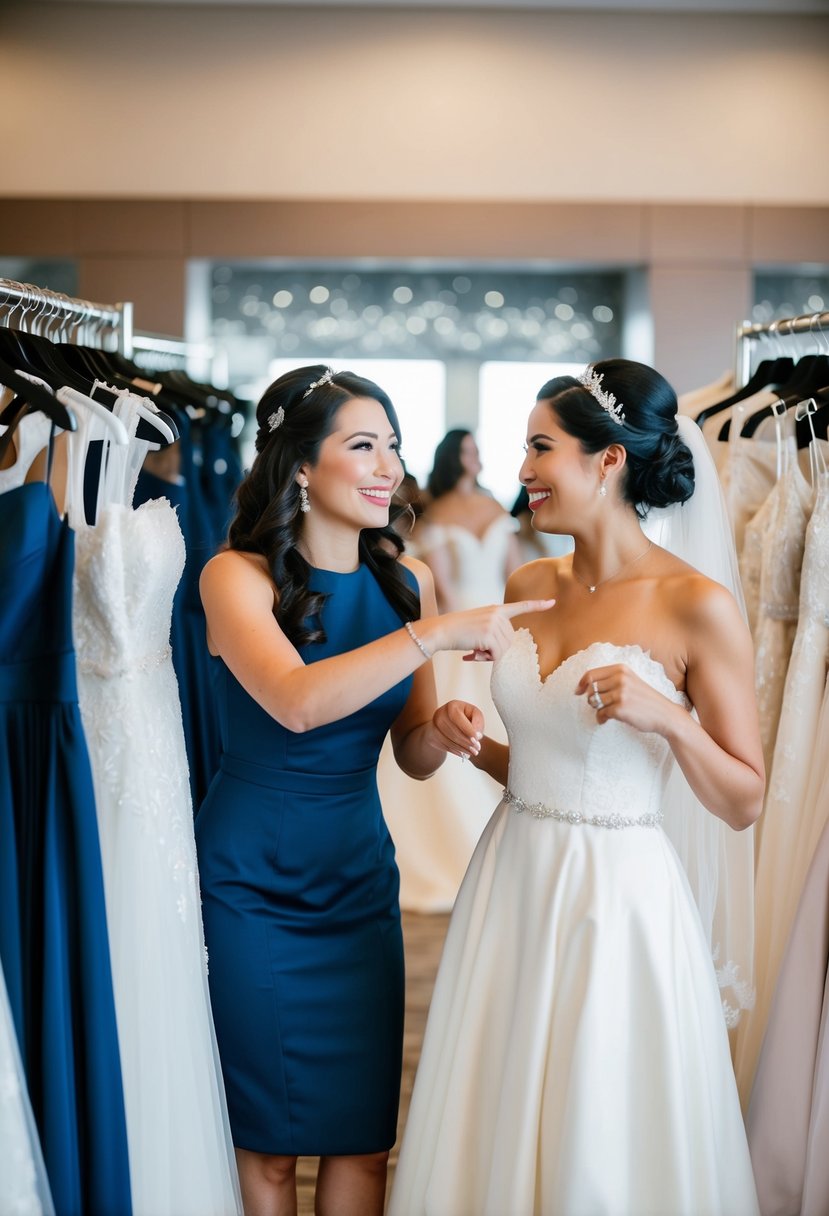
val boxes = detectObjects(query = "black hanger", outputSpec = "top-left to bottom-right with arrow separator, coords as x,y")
738,355 -> 829,439
694,356 -> 794,430
0,355 -> 77,432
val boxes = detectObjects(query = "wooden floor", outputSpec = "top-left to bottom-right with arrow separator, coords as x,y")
296,911 -> 450,1214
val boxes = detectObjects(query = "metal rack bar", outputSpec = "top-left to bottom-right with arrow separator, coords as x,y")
735,309 -> 829,387
0,277 -> 130,353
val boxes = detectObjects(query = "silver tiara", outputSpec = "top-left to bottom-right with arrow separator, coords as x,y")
576,367 -> 626,426
267,406 -> 285,432
303,368 -> 335,398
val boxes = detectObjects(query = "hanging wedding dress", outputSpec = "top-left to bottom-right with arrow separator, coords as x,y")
389,632 -> 759,1216
379,515 -> 516,911
751,434 -> 813,777
735,441 -> 829,1108
69,394 -> 242,1216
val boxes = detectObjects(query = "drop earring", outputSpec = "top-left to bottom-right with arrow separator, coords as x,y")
598,480 -> 607,498
298,480 -> 311,513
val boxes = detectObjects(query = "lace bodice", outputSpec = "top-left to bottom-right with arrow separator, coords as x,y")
416,515 -> 518,608
758,457 -> 813,623
73,499 -> 185,678
492,630 -> 687,824
73,499 -> 200,932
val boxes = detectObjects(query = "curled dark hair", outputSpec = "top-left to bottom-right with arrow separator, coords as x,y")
536,358 -> 694,518
427,429 -> 475,500
228,364 -> 420,647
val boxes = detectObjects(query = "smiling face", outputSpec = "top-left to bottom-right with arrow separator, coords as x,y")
518,399 -> 604,533
300,395 -> 404,529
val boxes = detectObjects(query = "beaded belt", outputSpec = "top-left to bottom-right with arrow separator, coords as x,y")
503,787 -> 663,829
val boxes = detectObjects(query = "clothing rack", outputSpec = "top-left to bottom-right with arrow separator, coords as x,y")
132,331 -> 227,387
735,309 -> 829,388
0,277 -> 132,354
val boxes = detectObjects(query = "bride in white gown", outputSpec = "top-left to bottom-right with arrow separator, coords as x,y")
390,360 -> 762,1216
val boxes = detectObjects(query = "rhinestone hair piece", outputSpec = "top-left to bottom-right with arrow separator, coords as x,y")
576,367 -> 626,426
303,368 -> 335,398
267,406 -> 285,433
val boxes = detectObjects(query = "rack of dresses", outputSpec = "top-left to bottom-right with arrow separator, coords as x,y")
0,278 -> 243,1216
686,309 -> 829,1215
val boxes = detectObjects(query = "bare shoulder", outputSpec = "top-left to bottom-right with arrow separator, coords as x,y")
505,556 -> 563,603
657,556 -> 747,649
200,548 -> 276,608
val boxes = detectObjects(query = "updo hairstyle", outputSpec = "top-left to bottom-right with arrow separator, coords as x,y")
228,364 -> 420,647
536,358 -> 694,518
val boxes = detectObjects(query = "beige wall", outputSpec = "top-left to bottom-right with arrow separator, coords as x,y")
2,3 -> 828,203
1,4 -> 828,391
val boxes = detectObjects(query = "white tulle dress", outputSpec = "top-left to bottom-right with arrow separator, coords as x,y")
389,630 -> 759,1216
379,515 -> 517,911
68,397 -> 242,1215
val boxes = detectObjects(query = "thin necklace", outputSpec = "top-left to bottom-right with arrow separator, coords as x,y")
571,539 -> 653,594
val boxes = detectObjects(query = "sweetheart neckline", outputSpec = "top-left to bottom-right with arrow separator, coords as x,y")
512,628 -> 687,705
419,515 -> 515,546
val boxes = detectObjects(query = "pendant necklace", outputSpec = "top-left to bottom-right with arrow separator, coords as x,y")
571,539 -> 653,594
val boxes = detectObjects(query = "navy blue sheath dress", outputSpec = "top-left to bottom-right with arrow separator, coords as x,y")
196,562 -> 414,1156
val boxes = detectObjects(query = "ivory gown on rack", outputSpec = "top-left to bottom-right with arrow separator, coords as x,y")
389,630 -> 759,1216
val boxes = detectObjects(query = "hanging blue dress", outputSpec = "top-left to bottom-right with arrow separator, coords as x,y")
196,562 -> 414,1155
0,480 -> 132,1216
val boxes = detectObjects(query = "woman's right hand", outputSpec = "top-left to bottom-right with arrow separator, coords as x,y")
421,598 -> 556,663
428,700 -> 485,760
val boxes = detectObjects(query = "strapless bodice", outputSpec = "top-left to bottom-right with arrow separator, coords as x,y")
492,630 -> 688,826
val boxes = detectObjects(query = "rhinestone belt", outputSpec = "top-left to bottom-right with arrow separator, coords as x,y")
503,787 -> 663,829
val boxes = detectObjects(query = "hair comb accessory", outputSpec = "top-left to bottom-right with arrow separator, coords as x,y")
303,368 -> 335,399
576,367 -> 626,426
267,406 -> 285,432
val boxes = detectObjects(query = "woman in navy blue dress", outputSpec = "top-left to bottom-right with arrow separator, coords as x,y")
195,365 -> 553,1215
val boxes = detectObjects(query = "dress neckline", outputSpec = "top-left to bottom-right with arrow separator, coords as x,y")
513,628 -> 688,705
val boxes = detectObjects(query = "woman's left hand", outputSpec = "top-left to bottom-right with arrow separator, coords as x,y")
575,663 -> 680,736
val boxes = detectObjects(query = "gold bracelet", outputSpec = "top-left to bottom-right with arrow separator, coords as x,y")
405,620 -> 432,661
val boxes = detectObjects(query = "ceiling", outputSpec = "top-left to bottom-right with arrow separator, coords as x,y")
36,0 -> 829,11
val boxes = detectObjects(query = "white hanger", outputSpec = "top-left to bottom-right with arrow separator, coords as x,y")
55,385 -> 129,445
91,379 -> 176,445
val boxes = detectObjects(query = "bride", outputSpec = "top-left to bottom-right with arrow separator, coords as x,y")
389,359 -> 762,1215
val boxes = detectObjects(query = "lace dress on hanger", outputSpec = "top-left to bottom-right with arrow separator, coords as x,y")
735,444 -> 829,1109
378,515 -> 516,912
389,631 -> 759,1215
751,436 -> 814,780
69,395 -> 241,1216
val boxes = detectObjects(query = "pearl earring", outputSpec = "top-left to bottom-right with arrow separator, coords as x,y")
598,481 -> 607,498
298,481 -> 311,514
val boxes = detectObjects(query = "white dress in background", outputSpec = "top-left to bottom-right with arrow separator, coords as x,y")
736,454 -> 829,1108
389,631 -> 759,1216
379,515 -> 517,911
69,399 -> 242,1215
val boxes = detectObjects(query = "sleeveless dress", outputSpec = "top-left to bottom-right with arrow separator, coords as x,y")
389,631 -> 759,1216
73,496 -> 242,1216
379,515 -> 516,911
0,478 -> 132,1216
196,562 -> 414,1154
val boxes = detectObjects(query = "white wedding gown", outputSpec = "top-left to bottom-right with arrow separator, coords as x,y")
69,400 -> 242,1215
390,630 -> 759,1216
